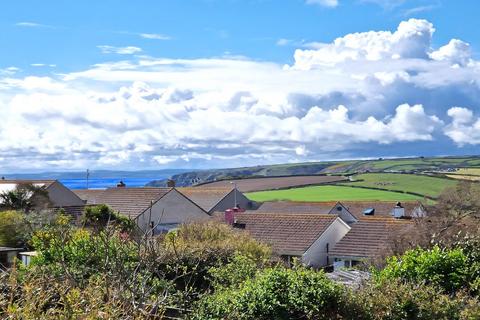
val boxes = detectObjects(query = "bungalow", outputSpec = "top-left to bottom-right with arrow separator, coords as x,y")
0,179 -> 85,208
255,201 -> 358,224
329,216 -> 413,270
234,213 -> 351,268
74,187 -> 210,234
177,187 -> 254,214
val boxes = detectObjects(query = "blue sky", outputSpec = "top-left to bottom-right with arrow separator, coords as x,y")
1,0 -> 478,69
1,0 -> 480,171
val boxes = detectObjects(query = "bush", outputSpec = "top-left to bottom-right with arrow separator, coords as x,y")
351,279 -> 472,320
376,246 -> 470,293
193,265 -> 344,320
82,204 -> 135,232
154,222 -> 271,308
0,210 -> 26,247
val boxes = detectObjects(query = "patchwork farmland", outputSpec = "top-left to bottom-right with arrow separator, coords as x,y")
338,173 -> 457,198
246,185 -> 424,202
198,175 -> 346,192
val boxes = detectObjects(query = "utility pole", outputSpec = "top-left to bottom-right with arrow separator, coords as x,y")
86,169 -> 90,189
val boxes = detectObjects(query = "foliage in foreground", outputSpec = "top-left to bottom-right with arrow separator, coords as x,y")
376,246 -> 474,294
194,262 -> 480,320
0,219 -> 271,318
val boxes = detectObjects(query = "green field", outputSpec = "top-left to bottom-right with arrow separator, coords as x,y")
341,173 -> 456,198
246,185 -> 424,202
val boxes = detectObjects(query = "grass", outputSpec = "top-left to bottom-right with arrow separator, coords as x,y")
341,173 -> 456,198
246,185 -> 424,202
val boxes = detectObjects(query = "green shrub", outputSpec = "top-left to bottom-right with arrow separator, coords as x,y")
83,204 -> 135,232
376,246 -> 470,293
351,279 -> 469,320
0,210 -> 26,247
193,265 -> 344,320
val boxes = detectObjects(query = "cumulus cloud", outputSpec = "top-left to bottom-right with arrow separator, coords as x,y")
1,18 -> 480,170
97,45 -> 142,54
292,18 -> 434,69
444,107 -> 480,146
430,39 -> 472,66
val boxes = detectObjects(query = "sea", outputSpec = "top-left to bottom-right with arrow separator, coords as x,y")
60,178 -> 156,190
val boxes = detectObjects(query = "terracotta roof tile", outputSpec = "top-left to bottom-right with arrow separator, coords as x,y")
74,188 -> 172,219
329,217 -> 413,259
177,187 -> 233,212
235,213 -> 337,255
73,189 -> 105,204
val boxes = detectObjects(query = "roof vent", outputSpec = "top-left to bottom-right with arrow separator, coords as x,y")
363,208 -> 375,216
336,206 -> 342,211
117,180 -> 126,188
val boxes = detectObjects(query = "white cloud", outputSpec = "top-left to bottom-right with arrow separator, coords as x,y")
306,0 -> 339,8
15,22 -> 53,28
1,19 -> 480,170
430,39 -> 472,66
276,38 -> 291,46
140,33 -> 170,40
97,45 -> 142,55
292,18 -> 434,69
444,107 -> 480,146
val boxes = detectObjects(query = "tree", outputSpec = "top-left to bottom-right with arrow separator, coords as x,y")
0,210 -> 26,247
0,183 -> 51,213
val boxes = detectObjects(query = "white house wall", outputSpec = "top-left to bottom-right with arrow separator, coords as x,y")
136,189 -> 210,232
302,218 -> 351,268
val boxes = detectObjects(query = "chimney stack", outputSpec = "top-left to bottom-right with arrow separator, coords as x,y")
224,207 -> 245,225
167,179 -> 176,188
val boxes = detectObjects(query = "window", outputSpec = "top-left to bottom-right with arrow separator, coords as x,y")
326,243 -> 329,253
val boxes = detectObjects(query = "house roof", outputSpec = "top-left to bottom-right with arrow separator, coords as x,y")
339,201 -> 423,219
329,217 -> 413,259
0,180 -> 56,193
256,201 -> 337,214
75,188 -> 172,219
234,213 -> 338,255
177,187 -> 234,212
73,189 -> 106,204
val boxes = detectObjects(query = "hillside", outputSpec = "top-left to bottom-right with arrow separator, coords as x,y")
146,156 -> 480,187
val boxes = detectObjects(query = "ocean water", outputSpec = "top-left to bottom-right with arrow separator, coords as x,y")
60,178 -> 155,190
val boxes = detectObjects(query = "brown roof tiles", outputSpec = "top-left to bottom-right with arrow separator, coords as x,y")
177,187 -> 233,212
74,187 -> 172,219
339,201 -> 423,219
329,217 -> 413,259
235,213 -> 338,255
